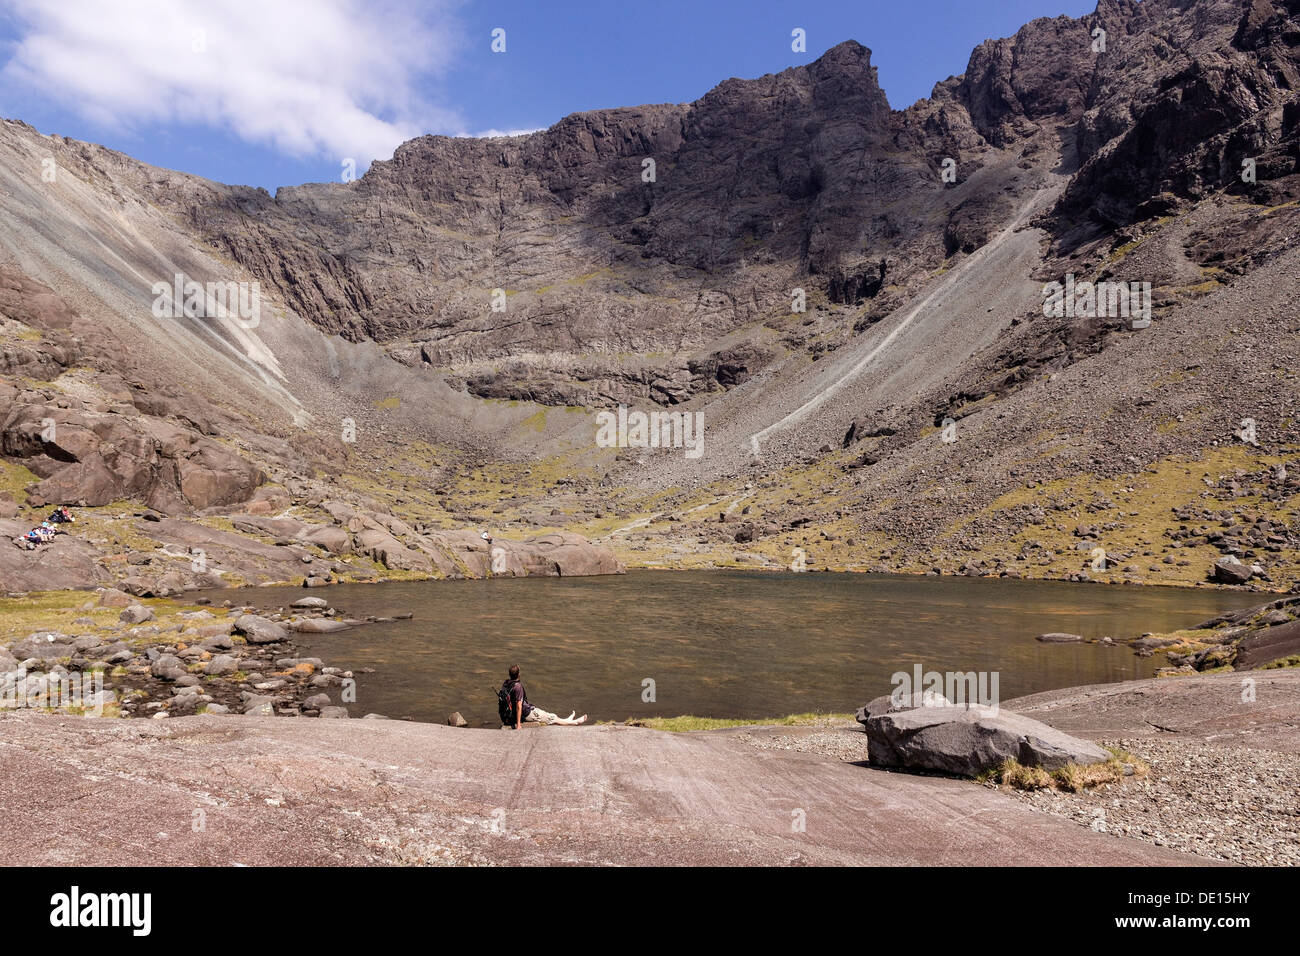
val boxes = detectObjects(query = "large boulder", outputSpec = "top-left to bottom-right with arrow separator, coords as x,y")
8,632 -> 75,661
96,588 -> 133,608
233,614 -> 288,645
1212,556 -> 1253,584
119,604 -> 155,625
861,703 -> 1110,776
205,654 -> 239,676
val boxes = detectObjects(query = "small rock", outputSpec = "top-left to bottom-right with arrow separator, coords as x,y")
205,654 -> 239,676
119,605 -> 155,625
149,654 -> 188,682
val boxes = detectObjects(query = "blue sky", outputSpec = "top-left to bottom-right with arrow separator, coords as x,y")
0,0 -> 1096,192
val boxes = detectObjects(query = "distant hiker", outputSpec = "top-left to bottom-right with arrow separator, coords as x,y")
46,507 -> 74,525
498,664 -> 587,729
480,530 -> 493,547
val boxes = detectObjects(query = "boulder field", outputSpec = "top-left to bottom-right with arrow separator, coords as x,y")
0,497 -> 622,594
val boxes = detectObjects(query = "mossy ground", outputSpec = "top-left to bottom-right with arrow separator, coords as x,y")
340,437 -> 1297,590
622,712 -> 853,732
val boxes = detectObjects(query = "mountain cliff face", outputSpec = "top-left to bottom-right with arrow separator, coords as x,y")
148,0 -> 1300,409
2,0 -> 1300,594
164,39 -> 1022,406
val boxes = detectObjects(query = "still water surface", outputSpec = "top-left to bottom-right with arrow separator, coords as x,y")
212,571 -> 1258,726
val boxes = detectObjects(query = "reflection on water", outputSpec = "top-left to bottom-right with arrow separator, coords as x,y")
212,571 -> 1258,726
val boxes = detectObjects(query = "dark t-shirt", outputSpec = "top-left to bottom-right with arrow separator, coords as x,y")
507,680 -> 531,718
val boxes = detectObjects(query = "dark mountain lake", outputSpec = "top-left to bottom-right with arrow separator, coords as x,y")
207,570 -> 1261,726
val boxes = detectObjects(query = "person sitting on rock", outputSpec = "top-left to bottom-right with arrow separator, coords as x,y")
502,664 -> 586,729
45,507 -> 74,525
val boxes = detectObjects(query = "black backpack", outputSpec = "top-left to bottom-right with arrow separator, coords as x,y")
497,679 -> 524,726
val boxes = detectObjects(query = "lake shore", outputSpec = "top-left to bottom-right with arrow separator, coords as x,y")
1,572 -> 1280,725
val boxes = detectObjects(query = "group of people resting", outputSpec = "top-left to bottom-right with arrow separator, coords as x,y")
16,507 -> 75,548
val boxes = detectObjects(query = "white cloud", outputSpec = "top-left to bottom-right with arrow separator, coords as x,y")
458,127 -> 545,139
0,0 -> 465,165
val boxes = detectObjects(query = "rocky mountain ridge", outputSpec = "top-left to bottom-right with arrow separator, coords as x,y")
1,0 -> 1299,594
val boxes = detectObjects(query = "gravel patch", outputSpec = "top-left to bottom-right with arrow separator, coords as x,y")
1003,737 -> 1300,866
734,723 -> 871,763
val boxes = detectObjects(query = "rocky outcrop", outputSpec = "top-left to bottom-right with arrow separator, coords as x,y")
315,500 -> 622,579
1051,0 -> 1300,236
150,36 -> 1017,409
1235,617 -> 1300,668
1,403 -> 263,514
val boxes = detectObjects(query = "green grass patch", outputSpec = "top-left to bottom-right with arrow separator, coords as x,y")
623,712 -> 852,732
0,460 -> 39,504
1259,654 -> 1300,670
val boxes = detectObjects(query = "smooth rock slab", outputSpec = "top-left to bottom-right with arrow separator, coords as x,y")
1234,618 -> 1300,669
1036,632 -> 1083,643
863,704 -> 1110,776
